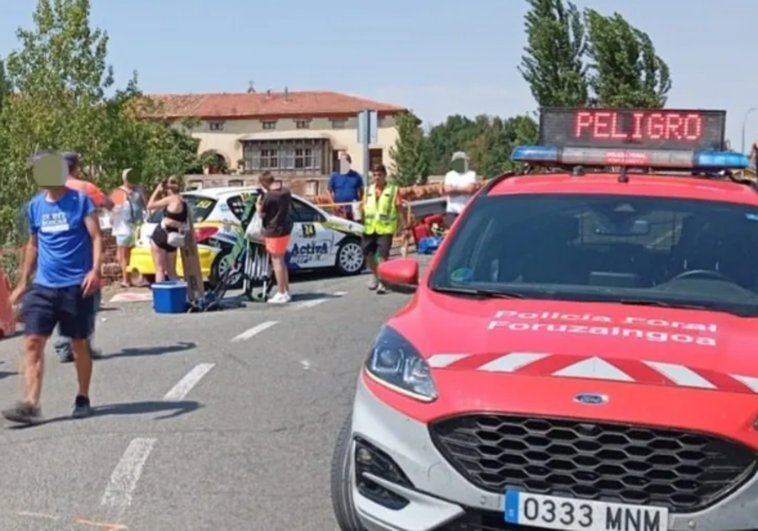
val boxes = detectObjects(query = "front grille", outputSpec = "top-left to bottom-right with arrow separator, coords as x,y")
430,415 -> 757,513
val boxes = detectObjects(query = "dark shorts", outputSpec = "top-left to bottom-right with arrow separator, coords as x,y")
151,226 -> 180,253
23,284 -> 95,339
362,233 -> 393,260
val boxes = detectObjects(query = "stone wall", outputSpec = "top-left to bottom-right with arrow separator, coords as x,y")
101,230 -> 122,283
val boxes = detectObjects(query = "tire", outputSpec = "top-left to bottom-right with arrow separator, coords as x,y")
210,248 -> 243,290
335,238 -> 365,276
330,414 -> 366,531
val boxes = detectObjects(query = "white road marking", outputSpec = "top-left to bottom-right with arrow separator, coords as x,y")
163,363 -> 215,401
294,291 -> 348,310
100,438 -> 157,519
230,320 -> 279,342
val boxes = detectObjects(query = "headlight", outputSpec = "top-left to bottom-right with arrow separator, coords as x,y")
365,326 -> 438,402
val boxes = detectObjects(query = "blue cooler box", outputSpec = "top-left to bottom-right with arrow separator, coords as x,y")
152,281 -> 188,314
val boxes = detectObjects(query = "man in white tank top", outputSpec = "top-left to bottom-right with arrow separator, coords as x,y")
443,151 -> 478,228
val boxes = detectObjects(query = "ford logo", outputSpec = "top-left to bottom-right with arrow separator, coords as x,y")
574,393 -> 608,405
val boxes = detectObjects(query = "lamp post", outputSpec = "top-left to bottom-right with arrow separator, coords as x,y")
741,107 -> 757,154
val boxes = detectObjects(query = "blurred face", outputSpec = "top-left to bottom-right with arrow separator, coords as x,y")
451,158 -> 467,173
339,157 -> 351,174
33,153 -> 68,189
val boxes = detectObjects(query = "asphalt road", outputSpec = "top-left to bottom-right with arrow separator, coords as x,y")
0,266 -> 416,531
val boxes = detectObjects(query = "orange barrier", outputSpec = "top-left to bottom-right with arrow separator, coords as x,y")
0,268 -> 16,339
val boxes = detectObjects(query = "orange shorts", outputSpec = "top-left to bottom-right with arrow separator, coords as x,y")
265,235 -> 290,256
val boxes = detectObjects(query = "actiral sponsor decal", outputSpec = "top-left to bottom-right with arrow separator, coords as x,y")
488,310 -> 717,347
288,241 -> 332,265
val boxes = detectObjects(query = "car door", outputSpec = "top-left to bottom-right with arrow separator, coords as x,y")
288,198 -> 336,269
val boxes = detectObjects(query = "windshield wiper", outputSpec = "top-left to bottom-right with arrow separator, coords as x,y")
431,285 -> 526,299
619,299 -> 711,311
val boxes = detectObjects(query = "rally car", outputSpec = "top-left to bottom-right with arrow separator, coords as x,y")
331,108 -> 758,531
128,186 -> 365,283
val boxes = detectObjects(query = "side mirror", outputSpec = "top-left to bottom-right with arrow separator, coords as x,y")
377,259 -> 418,294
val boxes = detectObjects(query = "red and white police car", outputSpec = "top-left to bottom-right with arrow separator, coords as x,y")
331,108 -> 758,531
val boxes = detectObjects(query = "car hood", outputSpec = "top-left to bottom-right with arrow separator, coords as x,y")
323,214 -> 363,235
390,290 -> 758,394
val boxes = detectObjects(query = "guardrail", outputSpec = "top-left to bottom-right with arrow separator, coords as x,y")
315,197 -> 448,256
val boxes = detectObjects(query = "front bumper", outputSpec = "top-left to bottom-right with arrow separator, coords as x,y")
127,245 -> 217,280
350,375 -> 758,531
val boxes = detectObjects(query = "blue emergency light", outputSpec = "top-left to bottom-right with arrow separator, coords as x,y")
512,145 -> 749,171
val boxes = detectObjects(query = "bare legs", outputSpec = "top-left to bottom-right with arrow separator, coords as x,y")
22,335 -> 45,406
117,245 -> 133,286
271,253 -> 289,295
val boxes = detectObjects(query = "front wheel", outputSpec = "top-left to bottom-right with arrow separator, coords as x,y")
335,238 -> 365,276
331,414 -> 366,531
210,248 -> 243,290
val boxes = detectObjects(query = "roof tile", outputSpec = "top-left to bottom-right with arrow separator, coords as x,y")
140,90 -> 406,119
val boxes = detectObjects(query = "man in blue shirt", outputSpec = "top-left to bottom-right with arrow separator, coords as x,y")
3,152 -> 103,424
327,153 -> 363,220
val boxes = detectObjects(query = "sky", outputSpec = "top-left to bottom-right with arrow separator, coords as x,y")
1,0 -> 757,151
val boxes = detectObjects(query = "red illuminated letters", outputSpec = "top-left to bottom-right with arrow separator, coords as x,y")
574,111 -> 703,143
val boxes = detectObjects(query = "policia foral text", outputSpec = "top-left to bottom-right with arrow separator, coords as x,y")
361,164 -> 405,295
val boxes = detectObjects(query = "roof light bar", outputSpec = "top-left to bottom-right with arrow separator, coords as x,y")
512,145 -> 749,170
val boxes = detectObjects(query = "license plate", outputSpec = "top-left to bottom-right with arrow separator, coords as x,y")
504,491 -> 668,531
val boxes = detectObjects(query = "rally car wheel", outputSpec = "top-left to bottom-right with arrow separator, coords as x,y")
209,249 -> 243,290
330,414 -> 366,531
335,238 -> 365,276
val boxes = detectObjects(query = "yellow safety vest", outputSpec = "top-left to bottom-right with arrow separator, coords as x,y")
363,183 -> 399,235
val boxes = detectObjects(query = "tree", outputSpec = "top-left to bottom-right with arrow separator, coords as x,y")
0,0 -> 202,239
0,58 -> 8,114
427,115 -> 485,175
519,0 -> 589,108
389,111 -> 431,186
584,9 -> 671,108
465,115 -> 540,178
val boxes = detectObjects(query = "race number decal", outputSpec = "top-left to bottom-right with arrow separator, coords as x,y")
196,199 -> 212,209
302,223 -> 316,238
239,192 -> 252,201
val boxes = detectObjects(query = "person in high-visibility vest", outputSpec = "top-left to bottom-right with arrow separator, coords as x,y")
360,164 -> 405,294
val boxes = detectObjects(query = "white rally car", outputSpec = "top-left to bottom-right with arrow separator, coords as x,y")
129,186 -> 366,283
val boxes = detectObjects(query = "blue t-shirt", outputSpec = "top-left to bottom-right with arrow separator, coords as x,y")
328,170 -> 364,203
28,189 -> 95,288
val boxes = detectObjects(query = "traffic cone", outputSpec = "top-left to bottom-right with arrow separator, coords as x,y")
0,268 -> 17,339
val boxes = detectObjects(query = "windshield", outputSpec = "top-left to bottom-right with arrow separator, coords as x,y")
146,194 -> 217,223
430,193 -> 758,316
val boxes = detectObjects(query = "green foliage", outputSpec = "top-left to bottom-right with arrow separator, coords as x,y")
520,0 -> 671,109
426,114 -> 539,179
519,0 -> 589,107
0,0 -> 203,282
389,111 -> 431,186
584,9 -> 671,108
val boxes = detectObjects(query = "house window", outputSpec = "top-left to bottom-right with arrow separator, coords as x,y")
260,148 -> 279,168
295,148 -> 313,169
262,120 -> 277,130
243,139 -> 326,175
209,121 -> 224,131
331,119 -> 347,129
296,120 -> 310,129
